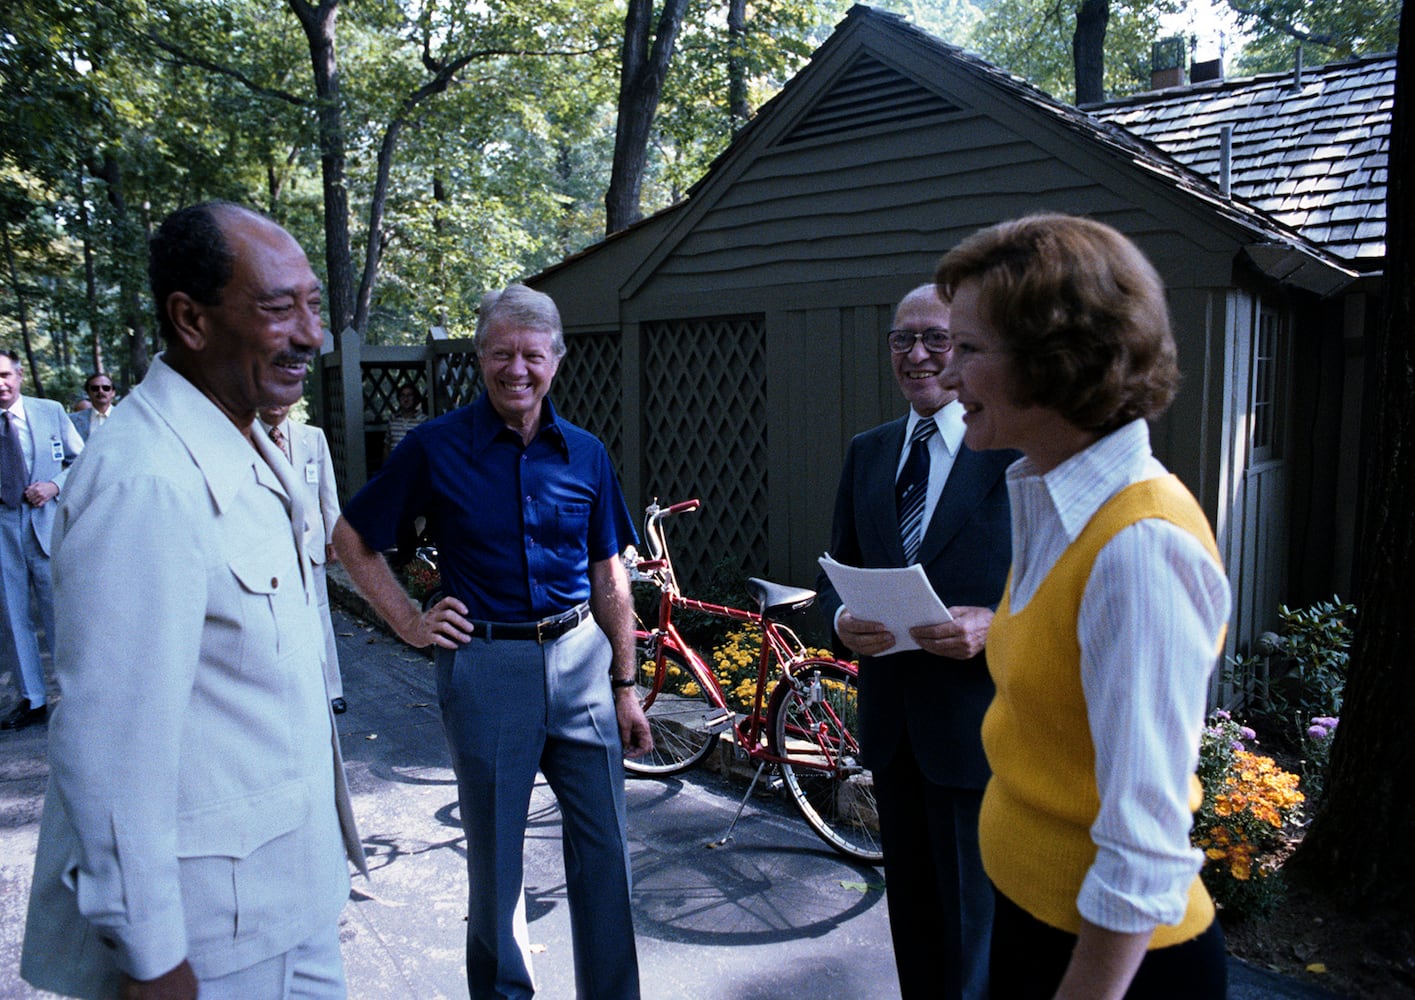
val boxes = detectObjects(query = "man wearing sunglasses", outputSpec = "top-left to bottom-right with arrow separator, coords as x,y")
69,373 -> 118,440
817,283 -> 1016,1000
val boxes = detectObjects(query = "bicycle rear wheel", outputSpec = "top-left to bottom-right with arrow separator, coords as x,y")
624,641 -> 724,777
768,660 -> 882,864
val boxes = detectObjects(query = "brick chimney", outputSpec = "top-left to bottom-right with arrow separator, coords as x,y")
1191,58 -> 1223,83
1151,36 -> 1187,90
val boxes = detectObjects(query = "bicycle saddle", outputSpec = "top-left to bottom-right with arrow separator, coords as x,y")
745,578 -> 817,618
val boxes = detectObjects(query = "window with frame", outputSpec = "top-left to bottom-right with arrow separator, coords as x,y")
1251,304 -> 1284,462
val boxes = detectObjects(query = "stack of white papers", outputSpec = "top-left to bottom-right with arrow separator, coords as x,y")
818,552 -> 951,655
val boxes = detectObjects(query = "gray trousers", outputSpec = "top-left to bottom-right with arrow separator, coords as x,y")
436,617 -> 640,1000
312,562 -> 342,700
0,503 -> 54,707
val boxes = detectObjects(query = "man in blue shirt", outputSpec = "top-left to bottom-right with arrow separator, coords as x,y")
334,284 -> 651,1000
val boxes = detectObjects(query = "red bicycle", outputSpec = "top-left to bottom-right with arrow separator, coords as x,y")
625,499 -> 882,864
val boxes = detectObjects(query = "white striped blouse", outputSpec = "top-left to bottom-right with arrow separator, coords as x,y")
1003,418 -> 1231,935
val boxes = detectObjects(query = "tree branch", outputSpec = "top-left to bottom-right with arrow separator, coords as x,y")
1225,0 -> 1340,47
144,30 -> 311,108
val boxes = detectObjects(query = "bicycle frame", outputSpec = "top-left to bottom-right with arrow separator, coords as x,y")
627,499 -> 880,863
631,499 -> 838,763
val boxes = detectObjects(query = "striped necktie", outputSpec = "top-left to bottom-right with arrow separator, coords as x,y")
269,423 -> 289,461
896,418 -> 937,564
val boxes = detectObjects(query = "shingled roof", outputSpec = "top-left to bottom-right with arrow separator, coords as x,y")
1090,54 -> 1393,272
535,6 -> 1364,295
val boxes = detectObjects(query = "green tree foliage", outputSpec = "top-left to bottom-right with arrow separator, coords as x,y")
3,0 -> 839,361
648,0 -> 831,206
968,0 -> 1182,101
868,0 -> 982,42
1226,0 -> 1400,75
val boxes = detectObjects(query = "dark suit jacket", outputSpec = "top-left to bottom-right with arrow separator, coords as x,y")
818,415 -> 1015,790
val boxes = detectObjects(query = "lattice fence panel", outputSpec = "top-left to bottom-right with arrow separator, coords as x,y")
641,316 -> 768,588
434,350 -> 482,413
555,332 -> 624,473
363,365 -> 429,421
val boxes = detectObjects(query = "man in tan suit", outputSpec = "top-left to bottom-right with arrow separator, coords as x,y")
260,402 -> 346,712
22,201 -> 364,999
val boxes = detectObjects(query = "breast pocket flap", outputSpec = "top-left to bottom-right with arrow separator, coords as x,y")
228,538 -> 293,596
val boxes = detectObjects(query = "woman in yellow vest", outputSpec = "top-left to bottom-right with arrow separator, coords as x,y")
934,214 -> 1231,999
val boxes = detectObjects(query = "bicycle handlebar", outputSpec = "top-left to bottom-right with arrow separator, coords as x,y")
639,499 -> 700,589
661,498 -> 701,515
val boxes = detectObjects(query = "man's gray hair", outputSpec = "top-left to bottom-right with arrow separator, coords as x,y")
475,284 -> 566,358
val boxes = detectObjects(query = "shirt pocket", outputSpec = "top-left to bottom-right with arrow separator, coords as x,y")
553,501 -> 592,559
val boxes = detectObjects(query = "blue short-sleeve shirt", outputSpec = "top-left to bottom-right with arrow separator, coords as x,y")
343,394 -> 637,621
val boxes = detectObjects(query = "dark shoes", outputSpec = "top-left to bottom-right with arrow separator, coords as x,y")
331,698 -> 348,715
0,699 -> 47,731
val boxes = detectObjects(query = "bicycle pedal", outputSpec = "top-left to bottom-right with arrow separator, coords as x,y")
703,711 -> 735,734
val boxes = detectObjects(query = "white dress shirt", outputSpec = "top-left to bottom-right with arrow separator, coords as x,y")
1005,418 -> 1231,933
5,398 -> 33,474
898,398 -> 966,530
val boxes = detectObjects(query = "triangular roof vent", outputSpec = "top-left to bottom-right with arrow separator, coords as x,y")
781,53 -> 961,145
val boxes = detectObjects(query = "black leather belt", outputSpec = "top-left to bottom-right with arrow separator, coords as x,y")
470,602 -> 591,643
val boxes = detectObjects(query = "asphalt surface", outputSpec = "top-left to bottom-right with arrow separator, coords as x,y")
0,579 -> 1342,998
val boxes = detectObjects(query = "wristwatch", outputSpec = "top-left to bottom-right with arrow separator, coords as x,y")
610,676 -> 637,689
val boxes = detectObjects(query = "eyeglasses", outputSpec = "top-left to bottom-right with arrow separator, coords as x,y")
887,328 -> 951,354
89,384 -> 114,393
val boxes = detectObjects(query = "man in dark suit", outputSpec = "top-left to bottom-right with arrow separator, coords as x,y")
818,284 -> 1014,1000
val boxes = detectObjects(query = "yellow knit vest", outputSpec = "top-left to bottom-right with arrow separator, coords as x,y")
979,475 -> 1222,947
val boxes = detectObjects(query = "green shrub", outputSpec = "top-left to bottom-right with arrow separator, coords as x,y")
1225,597 -> 1354,752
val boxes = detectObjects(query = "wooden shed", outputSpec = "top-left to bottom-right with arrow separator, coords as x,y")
521,5 -> 1381,667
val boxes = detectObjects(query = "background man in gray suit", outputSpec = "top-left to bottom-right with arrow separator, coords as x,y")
22,201 -> 364,999
260,402 -> 347,713
818,284 -> 1015,1000
68,372 -> 117,440
0,349 -> 84,731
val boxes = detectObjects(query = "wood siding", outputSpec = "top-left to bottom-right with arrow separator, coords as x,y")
522,10 -> 1350,674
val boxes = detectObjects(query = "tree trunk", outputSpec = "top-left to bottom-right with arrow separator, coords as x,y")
727,0 -> 750,131
352,115 -> 405,335
289,0 -> 355,344
76,170 -> 105,379
1295,0 -> 1414,914
352,56 -> 477,336
90,152 -> 150,383
266,146 -> 300,209
432,169 -> 449,329
1,226 -> 44,397
605,0 -> 691,235
1073,0 -> 1108,105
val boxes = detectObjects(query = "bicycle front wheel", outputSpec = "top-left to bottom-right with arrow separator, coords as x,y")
768,660 -> 883,864
624,642 -> 724,777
